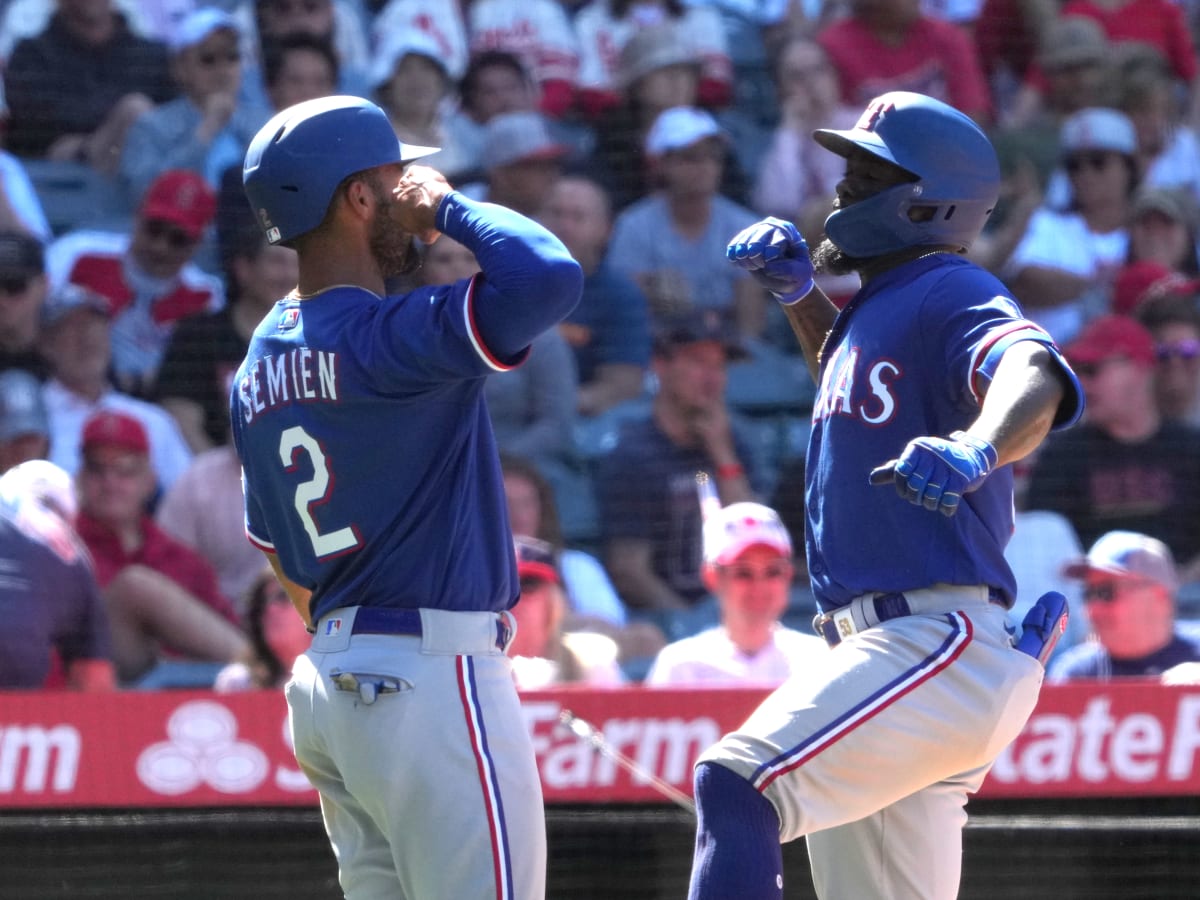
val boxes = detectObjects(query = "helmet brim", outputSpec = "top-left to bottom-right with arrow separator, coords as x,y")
813,127 -> 915,178
400,144 -> 441,164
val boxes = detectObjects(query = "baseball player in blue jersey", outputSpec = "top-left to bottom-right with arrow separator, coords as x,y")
687,92 -> 1085,900
231,96 -> 582,899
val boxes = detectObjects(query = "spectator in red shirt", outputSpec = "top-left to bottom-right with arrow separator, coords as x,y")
817,0 -> 991,123
73,408 -> 249,683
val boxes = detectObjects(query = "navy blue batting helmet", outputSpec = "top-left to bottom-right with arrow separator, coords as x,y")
813,92 -> 1000,257
243,95 -> 438,245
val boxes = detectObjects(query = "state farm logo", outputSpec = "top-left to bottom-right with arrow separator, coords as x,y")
137,700 -> 269,795
523,701 -> 721,790
989,694 -> 1200,789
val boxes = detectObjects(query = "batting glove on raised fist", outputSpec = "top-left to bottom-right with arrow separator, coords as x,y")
726,217 -> 815,305
868,431 -> 998,517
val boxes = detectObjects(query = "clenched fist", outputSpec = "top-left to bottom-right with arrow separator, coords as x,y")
390,165 -> 453,244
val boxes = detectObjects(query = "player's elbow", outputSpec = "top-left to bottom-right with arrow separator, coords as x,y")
540,250 -> 584,320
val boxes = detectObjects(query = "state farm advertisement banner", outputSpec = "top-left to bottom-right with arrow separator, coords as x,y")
0,684 -> 1197,808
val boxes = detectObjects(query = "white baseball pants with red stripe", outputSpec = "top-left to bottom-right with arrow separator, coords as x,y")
288,606 -> 545,900
699,586 -> 1042,900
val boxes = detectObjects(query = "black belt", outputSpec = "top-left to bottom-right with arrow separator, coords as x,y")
350,607 -> 511,650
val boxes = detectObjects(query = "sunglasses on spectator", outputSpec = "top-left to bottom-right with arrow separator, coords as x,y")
1083,578 -> 1156,603
263,0 -> 327,13
1064,152 -> 1115,174
1157,339 -> 1200,362
1083,581 -> 1126,603
198,51 -> 241,67
1071,355 -> 1130,378
141,219 -> 198,249
720,563 -> 791,582
0,275 -> 32,295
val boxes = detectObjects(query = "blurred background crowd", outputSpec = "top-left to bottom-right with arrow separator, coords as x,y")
3,0 -> 1200,692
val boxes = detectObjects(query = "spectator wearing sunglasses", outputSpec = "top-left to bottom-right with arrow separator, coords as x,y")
44,169 -> 224,398
1048,530 -> 1200,682
1005,107 -> 1140,344
644,502 -> 825,686
119,7 -> 264,206
1026,314 -> 1200,585
1136,293 -> 1200,427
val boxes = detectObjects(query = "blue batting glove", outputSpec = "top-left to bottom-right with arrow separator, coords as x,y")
868,431 -> 998,517
726,217 -> 815,304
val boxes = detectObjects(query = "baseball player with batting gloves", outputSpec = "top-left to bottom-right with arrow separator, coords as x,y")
232,96 -> 582,898
687,91 -> 1084,900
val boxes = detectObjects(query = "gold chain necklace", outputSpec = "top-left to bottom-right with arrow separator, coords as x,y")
289,284 -> 360,300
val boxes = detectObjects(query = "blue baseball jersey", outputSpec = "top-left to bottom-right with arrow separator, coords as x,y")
805,254 -> 1082,612
230,194 -> 582,623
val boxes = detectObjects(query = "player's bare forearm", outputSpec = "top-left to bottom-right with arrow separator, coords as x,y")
780,285 -> 839,382
963,341 -> 1065,467
266,552 -> 314,630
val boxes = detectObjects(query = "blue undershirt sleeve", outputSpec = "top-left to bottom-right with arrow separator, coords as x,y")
437,193 -> 583,359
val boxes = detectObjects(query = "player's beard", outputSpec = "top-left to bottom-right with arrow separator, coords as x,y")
812,236 -> 872,276
368,182 -> 421,279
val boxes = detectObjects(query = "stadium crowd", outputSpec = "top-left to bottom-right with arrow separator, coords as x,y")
3,0 -> 1200,689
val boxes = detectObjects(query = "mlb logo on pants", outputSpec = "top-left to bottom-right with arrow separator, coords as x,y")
325,618 -> 342,636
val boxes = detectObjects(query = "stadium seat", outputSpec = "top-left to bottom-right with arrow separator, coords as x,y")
573,394 -> 652,463
726,339 -> 815,416
127,660 -> 227,690
540,458 -> 602,548
21,158 -> 133,236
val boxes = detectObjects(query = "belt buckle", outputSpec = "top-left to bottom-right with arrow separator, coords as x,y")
814,607 -> 858,647
495,610 -> 515,652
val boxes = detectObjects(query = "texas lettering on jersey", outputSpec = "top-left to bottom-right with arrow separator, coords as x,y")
813,343 -> 901,427
236,349 -> 339,425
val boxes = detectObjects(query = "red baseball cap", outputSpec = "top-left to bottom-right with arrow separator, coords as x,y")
81,410 -> 150,456
139,170 -> 217,239
514,535 -> 561,585
1064,315 -> 1157,368
1110,261 -> 1197,316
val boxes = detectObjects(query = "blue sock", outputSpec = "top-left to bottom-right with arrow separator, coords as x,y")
688,761 -> 784,900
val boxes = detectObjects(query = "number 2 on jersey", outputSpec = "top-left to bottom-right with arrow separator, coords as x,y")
279,426 -> 360,558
